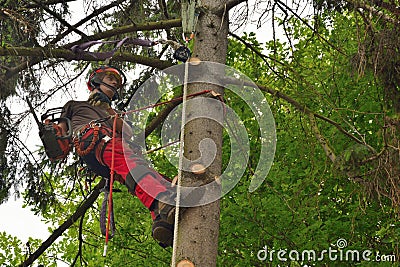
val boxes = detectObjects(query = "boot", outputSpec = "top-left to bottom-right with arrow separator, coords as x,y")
151,192 -> 186,225
150,192 -> 187,247
152,218 -> 174,247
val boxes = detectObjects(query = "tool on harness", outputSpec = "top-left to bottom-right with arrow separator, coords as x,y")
100,178 -> 116,239
27,99 -> 72,161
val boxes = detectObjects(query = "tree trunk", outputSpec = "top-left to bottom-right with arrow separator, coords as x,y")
174,1 -> 228,266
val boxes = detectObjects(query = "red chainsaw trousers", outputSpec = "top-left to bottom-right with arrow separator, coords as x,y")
101,137 -> 168,209
80,127 -> 169,210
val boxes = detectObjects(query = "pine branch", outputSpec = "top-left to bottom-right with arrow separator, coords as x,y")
25,0 -> 75,8
308,113 -> 336,162
30,0 -> 88,39
0,47 -> 173,77
225,0 -> 248,12
49,1 -> 126,45
0,18 -> 181,79
66,18 -> 182,48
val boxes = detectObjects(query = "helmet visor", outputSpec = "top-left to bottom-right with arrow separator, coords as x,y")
102,68 -> 123,88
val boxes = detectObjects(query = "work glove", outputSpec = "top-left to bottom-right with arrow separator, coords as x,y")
88,91 -> 111,110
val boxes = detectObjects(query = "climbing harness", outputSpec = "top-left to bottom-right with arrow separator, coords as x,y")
73,115 -> 115,159
73,122 -> 101,157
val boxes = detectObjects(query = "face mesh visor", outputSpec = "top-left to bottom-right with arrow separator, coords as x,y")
104,70 -> 123,88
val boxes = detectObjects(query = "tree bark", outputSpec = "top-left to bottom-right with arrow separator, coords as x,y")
174,1 -> 229,266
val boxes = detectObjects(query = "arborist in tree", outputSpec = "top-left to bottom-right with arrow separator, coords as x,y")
58,65 -> 179,248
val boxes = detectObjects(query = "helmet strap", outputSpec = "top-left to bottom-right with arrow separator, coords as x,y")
92,76 -> 119,101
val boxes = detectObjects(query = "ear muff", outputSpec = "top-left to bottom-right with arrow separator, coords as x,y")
87,70 -> 101,91
90,75 -> 102,88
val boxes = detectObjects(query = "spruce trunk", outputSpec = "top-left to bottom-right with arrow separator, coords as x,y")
174,1 -> 229,266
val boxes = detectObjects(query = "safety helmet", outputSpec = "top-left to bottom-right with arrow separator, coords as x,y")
87,65 -> 126,100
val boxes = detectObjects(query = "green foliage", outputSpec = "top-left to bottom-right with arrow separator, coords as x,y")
0,103 -> 21,204
53,185 -> 171,266
0,232 -> 24,267
219,9 -> 399,267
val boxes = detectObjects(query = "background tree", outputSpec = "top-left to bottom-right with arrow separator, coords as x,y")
0,0 -> 399,266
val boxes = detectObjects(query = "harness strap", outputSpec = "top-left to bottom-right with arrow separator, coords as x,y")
133,165 -> 155,180
95,135 -> 112,166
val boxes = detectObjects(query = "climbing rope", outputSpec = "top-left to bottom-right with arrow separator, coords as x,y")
171,59 -> 190,267
171,2 -> 199,263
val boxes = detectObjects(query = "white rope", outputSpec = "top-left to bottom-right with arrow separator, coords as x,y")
171,60 -> 190,267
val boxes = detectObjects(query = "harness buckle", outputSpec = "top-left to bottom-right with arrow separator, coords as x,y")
89,121 -> 102,128
102,135 -> 112,143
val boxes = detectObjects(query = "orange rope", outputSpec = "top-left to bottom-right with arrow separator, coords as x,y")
73,124 -> 100,156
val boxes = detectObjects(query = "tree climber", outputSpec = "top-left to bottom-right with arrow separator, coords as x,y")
58,65 -> 178,247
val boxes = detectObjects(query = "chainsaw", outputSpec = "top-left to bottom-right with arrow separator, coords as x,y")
26,99 -> 72,161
